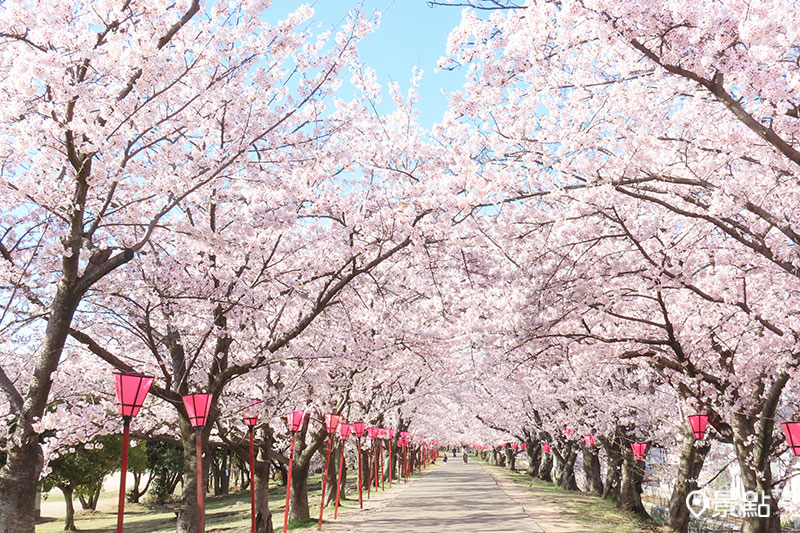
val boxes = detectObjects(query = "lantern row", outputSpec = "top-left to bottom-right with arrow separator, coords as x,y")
112,373 -> 432,533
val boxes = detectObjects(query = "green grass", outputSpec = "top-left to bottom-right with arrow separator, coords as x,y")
35,472 -> 357,533
41,490 -> 118,503
481,462 -> 662,533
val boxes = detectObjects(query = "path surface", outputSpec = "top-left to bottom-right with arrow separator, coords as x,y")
317,458 -> 592,532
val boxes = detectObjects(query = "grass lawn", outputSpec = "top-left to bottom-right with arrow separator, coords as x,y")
481,461 -> 662,533
35,472 -> 366,532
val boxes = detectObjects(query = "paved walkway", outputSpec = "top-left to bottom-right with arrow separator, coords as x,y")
315,458 -> 591,532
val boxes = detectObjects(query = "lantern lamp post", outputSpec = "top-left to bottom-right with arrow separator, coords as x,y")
583,434 -> 596,448
782,422 -> 800,456
242,402 -> 260,533
397,438 -> 405,481
182,393 -> 213,533
379,429 -> 386,490
688,414 -> 709,439
334,423 -> 351,519
388,429 -> 395,487
318,413 -> 341,530
351,422 -> 366,508
631,442 -> 649,461
113,372 -> 154,533
284,409 -> 306,533
367,427 -> 379,492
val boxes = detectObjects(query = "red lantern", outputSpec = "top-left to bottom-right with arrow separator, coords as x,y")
325,413 -> 342,433
182,393 -> 212,427
242,401 -> 260,533
113,372 -> 154,418
631,442 -> 649,461
542,442 -> 551,454
350,422 -> 365,509
182,393 -> 212,533
511,442 -> 518,450
242,402 -> 260,428
335,423 -> 351,520
583,434 -> 596,448
565,428 -> 574,438
318,414 -> 340,530
389,429 -> 395,439
688,414 -> 709,440
284,409 -> 306,533
288,409 -> 306,432
782,422 -> 800,456
521,442 -> 526,451
368,426 -> 379,439
400,431 -> 409,439
112,373 -> 153,533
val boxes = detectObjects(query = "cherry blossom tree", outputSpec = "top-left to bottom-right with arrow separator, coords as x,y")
0,0 -> 377,529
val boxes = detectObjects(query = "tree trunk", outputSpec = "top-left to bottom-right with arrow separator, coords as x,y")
129,470 -> 153,504
288,460 -> 311,522
77,480 -> 102,510
582,447 -> 603,495
667,420 -> 710,533
60,486 -> 77,531
211,453 -> 221,496
616,452 -> 649,519
552,450 -> 564,485
220,451 -> 229,495
525,441 -> 540,478
538,450 -> 553,482
497,450 -> 506,467
505,447 -> 516,471
176,421 -> 210,533
558,447 -> 579,491
254,453 -> 273,533
733,414 -> 781,533
287,424 -> 326,523
0,283 -> 81,533
323,440 -> 337,508
0,439 -> 43,533
361,448 -> 371,489
602,439 -> 622,501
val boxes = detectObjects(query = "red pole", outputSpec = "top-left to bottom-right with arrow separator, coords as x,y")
196,429 -> 205,533
249,428 -> 256,533
367,441 -> 371,500
283,434 -> 296,533
116,417 -> 131,533
402,446 -> 407,482
318,435 -> 334,530
356,438 -> 363,508
388,440 -> 392,487
334,440 -> 345,519
374,444 -> 379,490
380,439 -> 385,491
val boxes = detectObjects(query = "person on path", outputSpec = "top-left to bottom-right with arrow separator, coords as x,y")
443,454 -> 448,464
462,448 -> 468,463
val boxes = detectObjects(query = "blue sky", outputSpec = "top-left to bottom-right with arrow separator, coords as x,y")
266,1 -> 468,127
